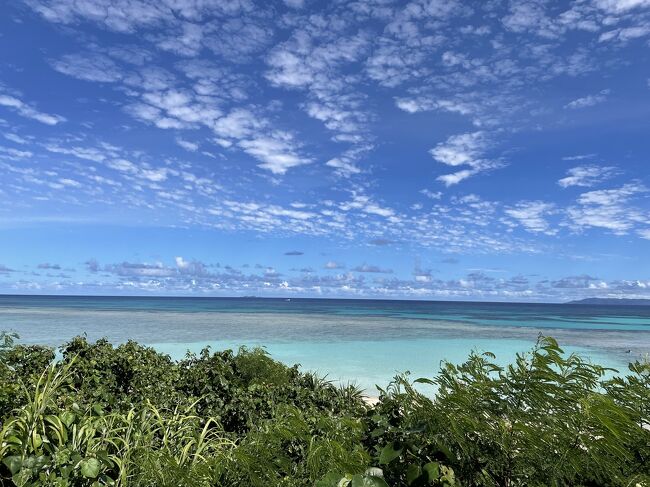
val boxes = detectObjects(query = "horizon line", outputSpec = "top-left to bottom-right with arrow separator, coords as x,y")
0,292 -> 637,306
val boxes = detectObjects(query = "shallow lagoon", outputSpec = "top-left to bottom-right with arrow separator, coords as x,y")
2,295 -> 649,393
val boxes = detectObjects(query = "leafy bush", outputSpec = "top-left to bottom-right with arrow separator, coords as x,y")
371,337 -> 650,487
0,334 -> 648,486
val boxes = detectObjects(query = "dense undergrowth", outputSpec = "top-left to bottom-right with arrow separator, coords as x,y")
0,331 -> 648,486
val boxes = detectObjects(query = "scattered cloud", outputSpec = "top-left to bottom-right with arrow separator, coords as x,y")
352,263 -> 393,274
52,53 -> 124,82
558,165 -> 617,188
0,91 -> 65,125
505,201 -> 557,234
430,132 -> 502,186
595,0 -> 650,14
85,259 -> 100,273
564,89 -> 610,109
2,0 -> 650,300
562,154 -> 597,161
421,189 -> 443,200
176,138 -> 199,152
567,183 -> 647,234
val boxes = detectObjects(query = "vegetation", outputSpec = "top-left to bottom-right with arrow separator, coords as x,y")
1,331 -> 648,486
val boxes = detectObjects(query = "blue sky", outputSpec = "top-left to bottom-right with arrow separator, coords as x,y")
0,0 -> 649,301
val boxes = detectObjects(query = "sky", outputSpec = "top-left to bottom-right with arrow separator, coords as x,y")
0,0 -> 649,302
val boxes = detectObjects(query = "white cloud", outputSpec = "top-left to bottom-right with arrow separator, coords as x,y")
338,193 -> 398,222
0,146 -> 33,159
430,132 -> 486,167
176,138 -> 199,152
420,189 -> 443,200
577,183 -> 645,206
324,144 -> 372,177
50,47 -> 309,177
430,132 -> 501,186
58,178 -> 82,187
505,201 -> 556,234
213,109 -> 311,174
326,157 -> 361,176
595,0 -> 650,13
564,89 -> 610,109
140,168 -> 168,182
567,183 -> 647,234
3,133 -> 29,144
0,93 -> 65,125
558,165 -> 617,188
366,42 -> 430,88
363,204 -> 395,218
153,21 -> 204,56
175,256 -> 189,269
45,144 -> 110,162
106,158 -> 138,172
437,169 -> 476,186
213,108 -> 262,139
239,135 -> 310,175
562,154 -> 596,161
52,53 -> 123,82
26,0 -> 253,33
599,25 -> 650,43
265,27 -> 373,175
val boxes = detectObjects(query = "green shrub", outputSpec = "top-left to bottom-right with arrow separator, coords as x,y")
373,336 -> 650,486
1,333 -> 648,486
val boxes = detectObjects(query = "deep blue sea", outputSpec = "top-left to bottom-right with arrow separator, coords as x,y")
1,295 -> 649,393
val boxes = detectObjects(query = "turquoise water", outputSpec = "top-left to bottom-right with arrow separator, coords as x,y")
1,295 -> 649,393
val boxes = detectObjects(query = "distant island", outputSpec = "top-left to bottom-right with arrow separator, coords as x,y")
568,297 -> 650,306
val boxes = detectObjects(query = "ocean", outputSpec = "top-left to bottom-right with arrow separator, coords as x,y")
1,295 -> 649,393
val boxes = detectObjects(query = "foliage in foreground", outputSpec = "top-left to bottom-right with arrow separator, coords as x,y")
0,331 -> 649,486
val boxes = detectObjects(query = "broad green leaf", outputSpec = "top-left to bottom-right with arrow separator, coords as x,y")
406,464 -> 421,485
423,462 -> 440,481
61,411 -> 76,427
315,471 -> 345,487
379,441 -> 402,464
31,431 -> 43,449
80,458 -> 101,478
351,474 -> 390,487
3,456 -> 22,475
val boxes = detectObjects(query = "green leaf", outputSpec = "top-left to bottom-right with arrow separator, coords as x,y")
4,435 -> 22,446
351,474 -> 390,487
315,472 -> 347,487
3,455 -> 22,475
80,458 -> 101,478
379,441 -> 403,464
406,464 -> 421,485
423,462 -> 440,481
61,411 -> 76,427
31,431 -> 43,449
